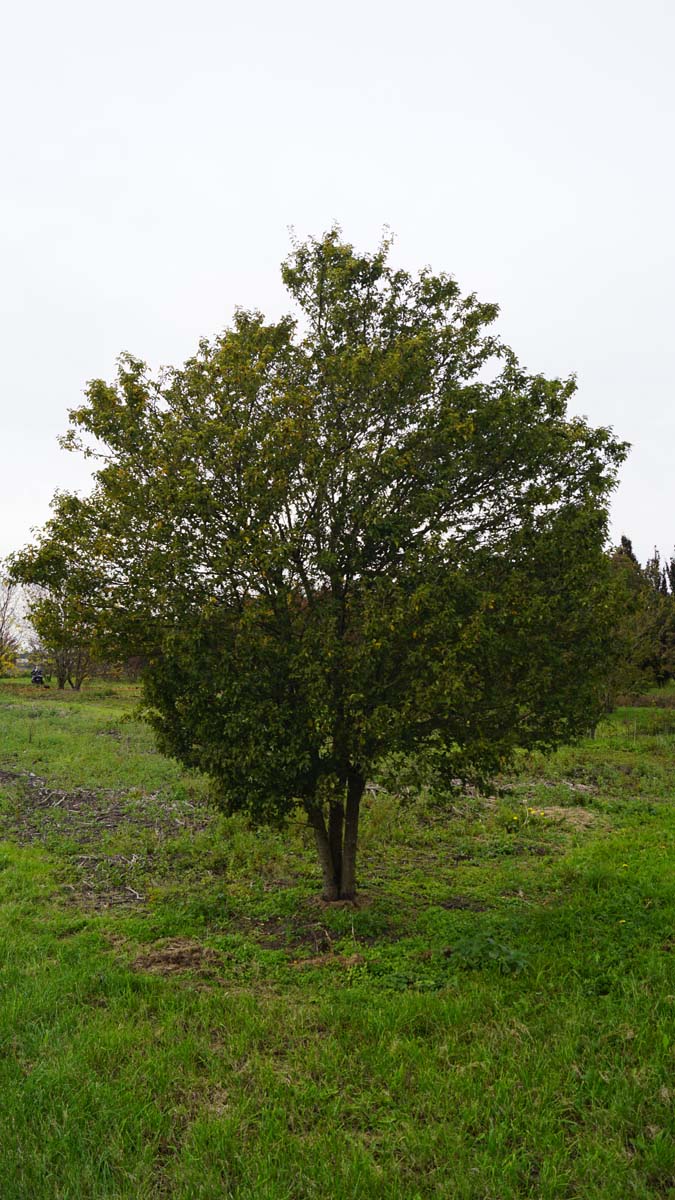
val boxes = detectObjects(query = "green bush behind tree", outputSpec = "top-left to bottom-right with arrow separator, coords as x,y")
607,537 -> 675,700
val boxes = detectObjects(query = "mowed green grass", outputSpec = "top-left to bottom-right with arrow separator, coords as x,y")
1,679 -> 675,1199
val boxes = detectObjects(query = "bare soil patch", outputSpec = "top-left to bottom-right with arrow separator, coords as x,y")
0,768 -> 22,784
0,770 -> 141,838
240,892 -> 406,952
67,875 -> 148,911
0,767 -> 211,907
0,769 -> 205,844
131,939 -> 223,977
249,914 -> 336,953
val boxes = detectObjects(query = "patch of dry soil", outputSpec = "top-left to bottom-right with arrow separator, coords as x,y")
131,939 -> 223,977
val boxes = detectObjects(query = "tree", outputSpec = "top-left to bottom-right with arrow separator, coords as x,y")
26,590 -> 94,690
27,230 -> 627,898
637,548 -> 675,685
10,519 -> 101,690
608,539 -> 675,696
0,566 -> 21,676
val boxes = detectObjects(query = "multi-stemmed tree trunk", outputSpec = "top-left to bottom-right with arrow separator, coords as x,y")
307,770 -> 365,901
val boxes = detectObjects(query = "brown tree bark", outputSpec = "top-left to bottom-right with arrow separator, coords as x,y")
306,805 -> 339,901
328,799 -> 344,892
305,771 -> 365,901
340,769 -> 365,900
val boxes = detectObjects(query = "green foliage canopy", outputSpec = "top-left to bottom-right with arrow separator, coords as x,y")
0,569 -> 21,676
10,505 -> 103,689
608,538 -> 675,696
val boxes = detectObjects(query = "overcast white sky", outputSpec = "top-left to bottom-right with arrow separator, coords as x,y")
1,0 -> 673,563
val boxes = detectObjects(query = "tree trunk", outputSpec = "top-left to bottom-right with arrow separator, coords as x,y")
305,771 -> 365,901
328,799 -> 344,891
340,769 -> 364,900
307,805 -> 339,901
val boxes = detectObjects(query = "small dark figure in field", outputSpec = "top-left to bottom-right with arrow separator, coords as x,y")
30,667 -> 49,688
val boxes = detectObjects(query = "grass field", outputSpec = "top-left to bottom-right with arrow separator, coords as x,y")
1,678 -> 675,1199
